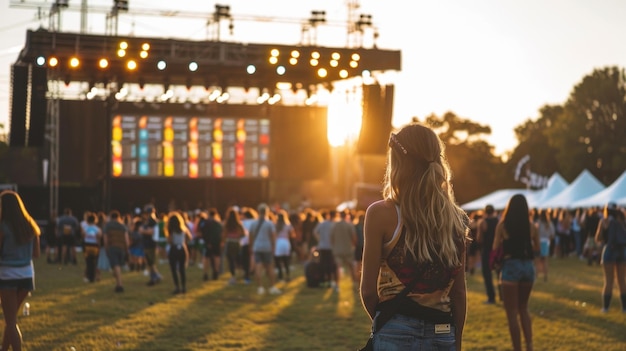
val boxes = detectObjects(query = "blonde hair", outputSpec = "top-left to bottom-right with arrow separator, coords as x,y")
383,123 -> 467,266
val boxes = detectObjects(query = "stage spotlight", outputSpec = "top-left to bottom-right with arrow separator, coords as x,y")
48,56 -> 58,67
317,68 -> 328,78
311,51 -> 320,59
141,43 -> 150,51
126,59 -> 137,70
271,49 -> 279,57
269,56 -> 278,65
69,57 -> 80,68
189,61 -> 198,72
36,56 -> 45,66
157,60 -> 167,70
117,49 -> 126,57
339,69 -> 348,79
139,51 -> 148,59
350,61 -> 359,68
332,52 -> 341,60
351,53 -> 360,61
119,41 -> 128,50
330,60 -> 338,67
289,57 -> 298,65
276,66 -> 286,75
309,58 -> 319,66
246,65 -> 256,74
291,50 -> 300,58
99,58 -> 109,69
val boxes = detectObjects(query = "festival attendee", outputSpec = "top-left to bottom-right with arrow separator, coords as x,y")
0,190 -> 41,351
128,217 -> 145,272
223,206 -> 246,285
103,210 -> 130,293
594,203 -> 626,312
313,209 -> 337,289
164,211 -> 193,294
360,123 -> 468,351
492,194 -> 540,351
56,207 -> 79,265
477,204 -> 499,304
535,209 -> 554,282
250,203 -> 281,295
301,209 -> 320,259
197,208 -> 223,281
274,209 -> 294,282
240,207 -> 258,284
330,209 -> 357,292
140,205 -> 162,286
466,211 -> 482,275
82,213 -> 102,283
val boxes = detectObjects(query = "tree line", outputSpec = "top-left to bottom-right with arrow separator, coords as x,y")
417,65 -> 626,204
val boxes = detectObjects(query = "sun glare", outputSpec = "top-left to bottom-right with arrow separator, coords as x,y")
327,92 -> 362,147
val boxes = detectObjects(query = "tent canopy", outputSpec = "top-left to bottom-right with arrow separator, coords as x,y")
571,170 -> 626,208
537,169 -> 605,209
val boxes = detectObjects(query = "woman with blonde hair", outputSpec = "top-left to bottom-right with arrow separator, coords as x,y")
0,190 -> 41,350
360,122 -> 468,351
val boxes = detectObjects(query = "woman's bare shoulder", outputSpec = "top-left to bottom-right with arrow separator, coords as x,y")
365,199 -> 396,216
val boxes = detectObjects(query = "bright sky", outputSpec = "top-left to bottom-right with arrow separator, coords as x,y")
1,0 -> 625,155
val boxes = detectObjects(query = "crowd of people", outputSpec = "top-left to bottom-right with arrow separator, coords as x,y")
1,122 -> 625,351
38,201 -> 366,298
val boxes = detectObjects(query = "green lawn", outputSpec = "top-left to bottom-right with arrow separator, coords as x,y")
8,255 -> 626,350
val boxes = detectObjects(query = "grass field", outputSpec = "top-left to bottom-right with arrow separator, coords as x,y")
6,254 -> 626,351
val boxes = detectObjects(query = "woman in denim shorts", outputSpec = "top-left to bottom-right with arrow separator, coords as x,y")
492,194 -> 540,351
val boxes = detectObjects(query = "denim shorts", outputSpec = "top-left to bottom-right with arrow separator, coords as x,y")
601,245 -> 626,264
373,313 -> 455,351
501,259 -> 535,283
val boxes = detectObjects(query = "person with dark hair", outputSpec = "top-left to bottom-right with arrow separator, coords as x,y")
164,211 -> 192,294
197,208 -> 223,282
274,209 -> 294,283
477,204 -> 499,304
360,123 -> 468,351
82,213 -> 102,283
56,207 -> 79,265
0,190 -> 41,350
535,209 -> 555,282
223,206 -> 246,285
103,210 -> 130,293
240,207 -> 258,284
330,209 -> 357,292
594,203 -> 626,312
250,203 -> 281,295
314,209 -> 337,289
492,194 -> 539,351
140,205 -> 162,286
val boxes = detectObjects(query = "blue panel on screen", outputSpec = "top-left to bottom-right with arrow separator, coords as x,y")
138,144 -> 148,158
138,161 -> 149,176
139,129 -> 148,140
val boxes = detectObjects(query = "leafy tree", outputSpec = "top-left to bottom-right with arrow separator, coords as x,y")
508,104 -> 563,186
416,112 -> 507,204
546,66 -> 626,184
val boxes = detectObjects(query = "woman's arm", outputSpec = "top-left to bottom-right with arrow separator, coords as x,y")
360,200 -> 395,320
492,222 -> 504,251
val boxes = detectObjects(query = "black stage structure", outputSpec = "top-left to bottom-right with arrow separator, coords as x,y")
8,27 -> 400,217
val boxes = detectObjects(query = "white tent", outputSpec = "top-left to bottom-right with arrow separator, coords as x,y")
538,169 -> 605,209
571,170 -> 626,208
461,188 -> 532,212
526,172 -> 569,209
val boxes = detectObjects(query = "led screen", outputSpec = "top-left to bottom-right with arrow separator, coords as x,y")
111,114 -> 270,178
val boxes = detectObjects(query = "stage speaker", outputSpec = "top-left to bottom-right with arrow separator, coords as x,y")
357,84 -> 394,155
9,64 -> 28,147
28,66 -> 48,147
